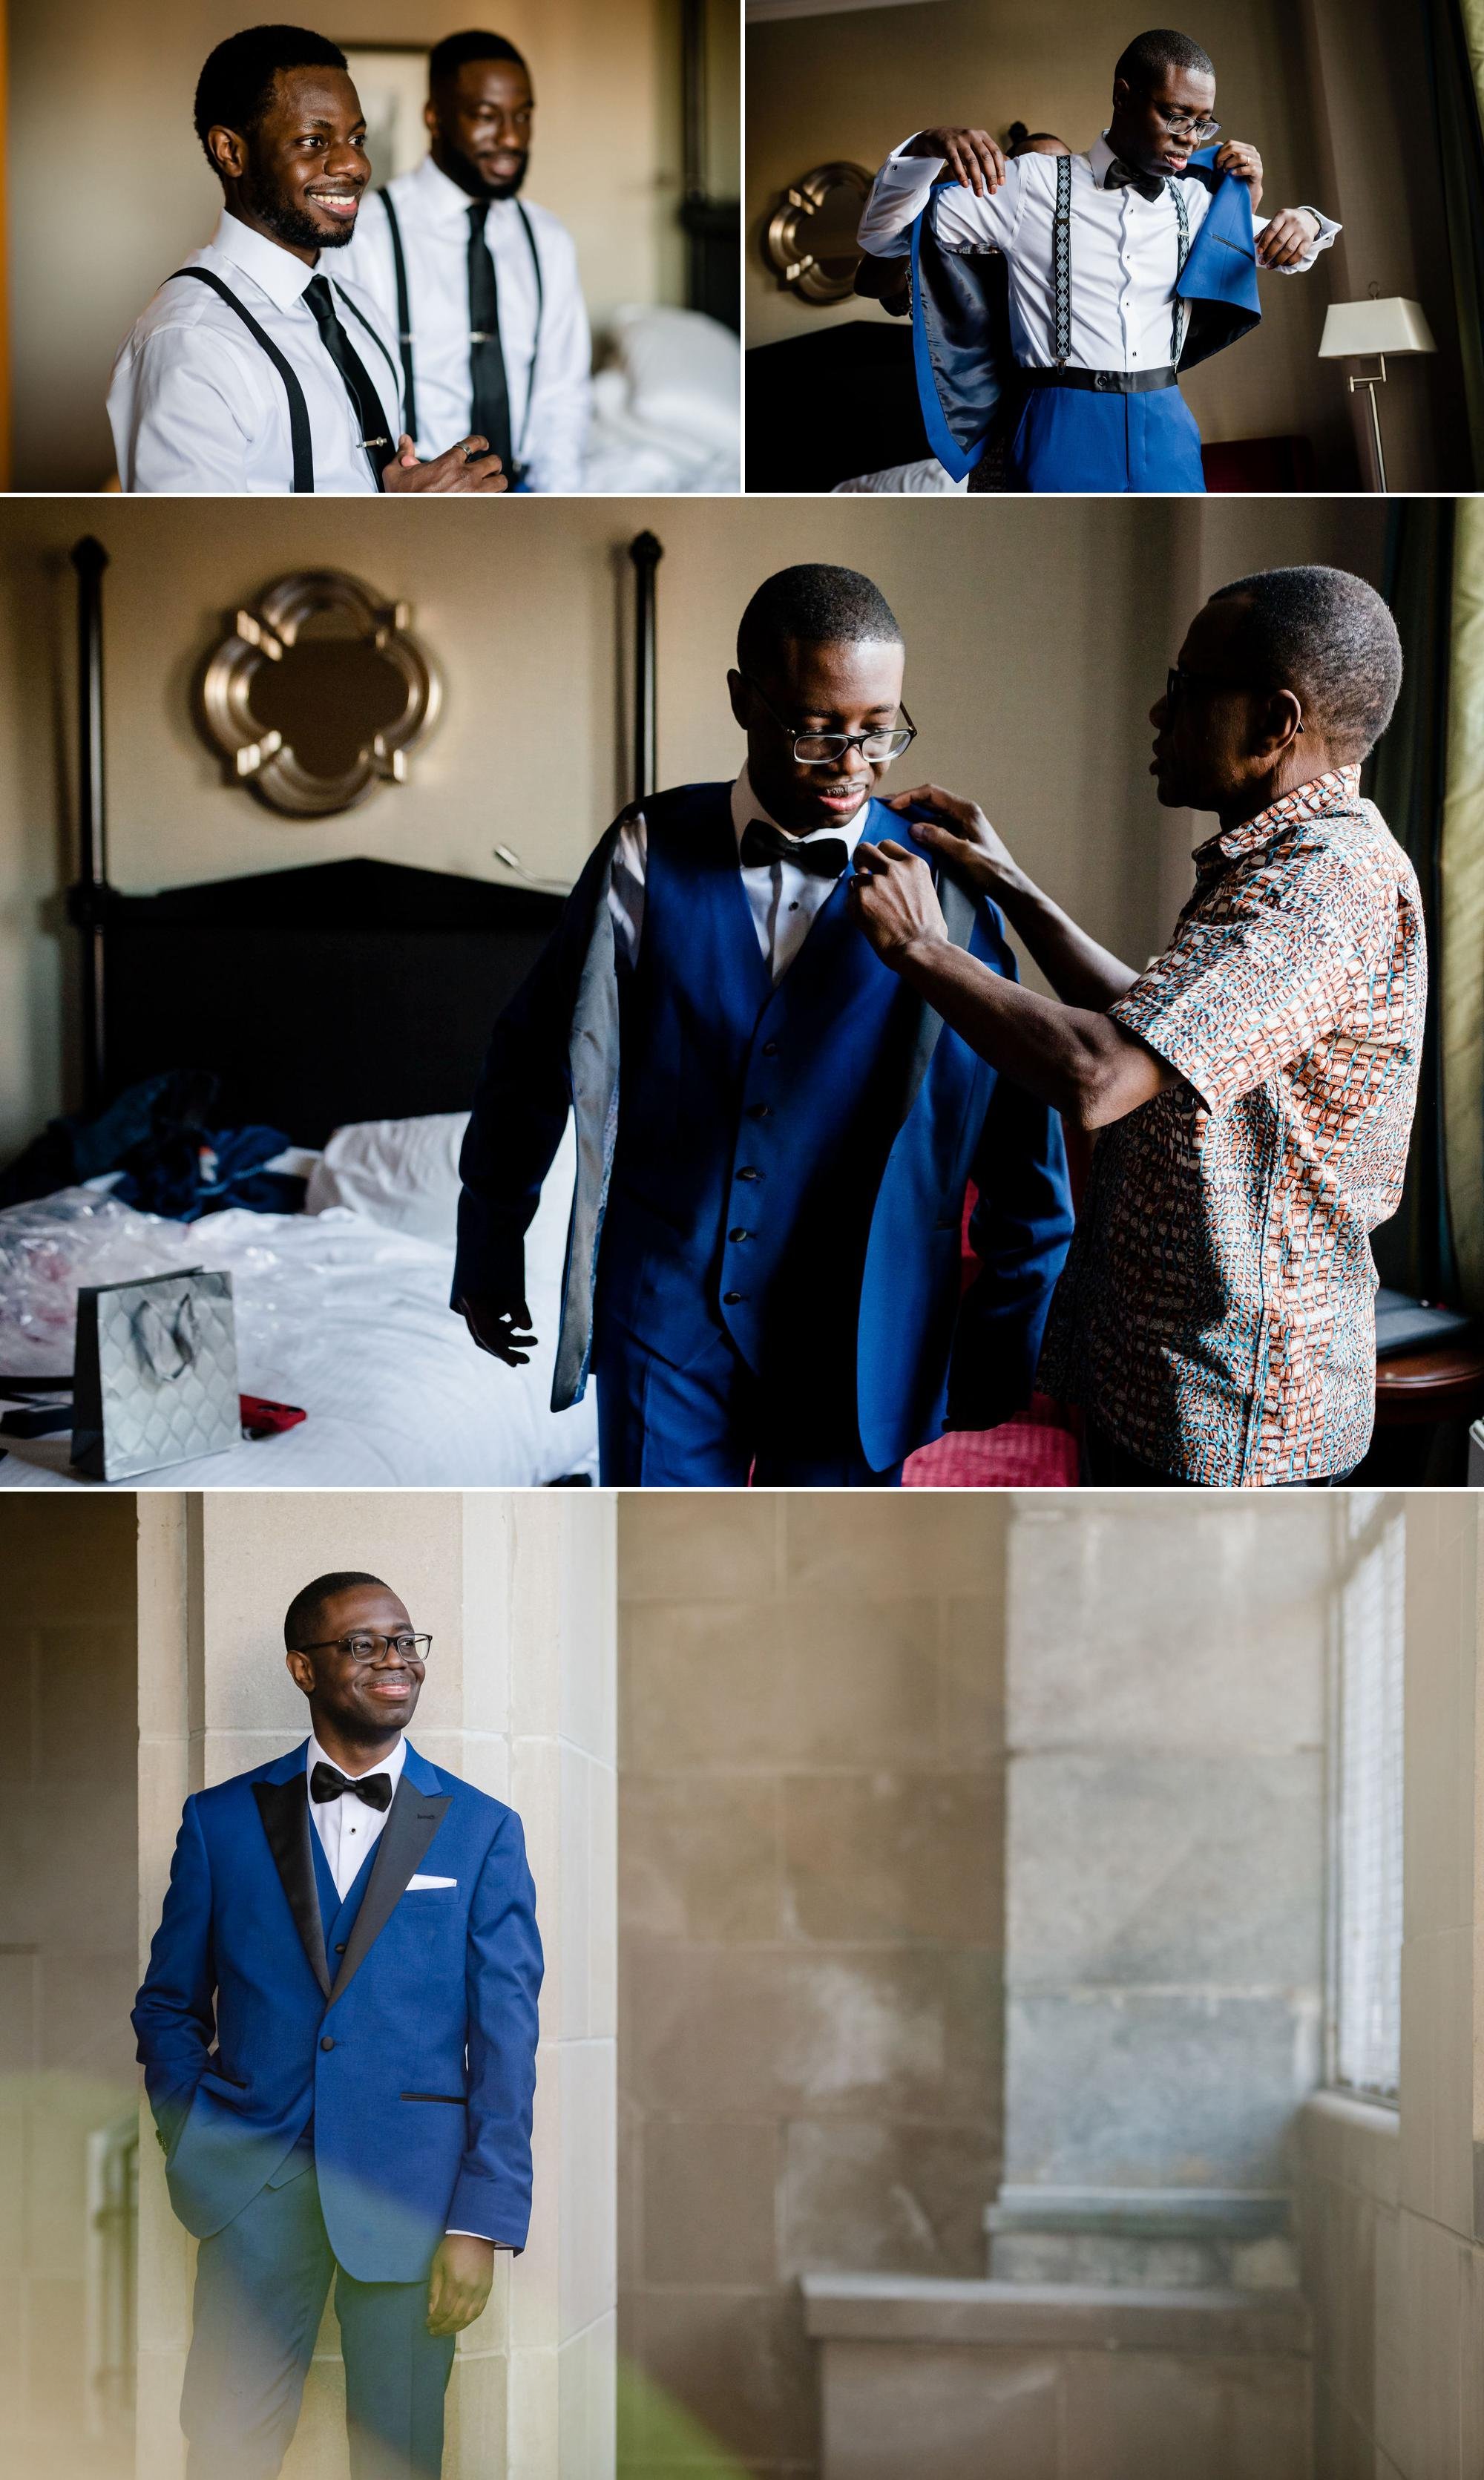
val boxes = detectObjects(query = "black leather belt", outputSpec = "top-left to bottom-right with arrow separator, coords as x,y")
1022,365 -> 1178,394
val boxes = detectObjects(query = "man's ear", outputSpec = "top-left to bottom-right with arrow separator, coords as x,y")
207,122 -> 249,183
1111,75 -> 1132,115
1258,688 -> 1305,758
726,668 -> 751,732
423,96 -> 440,143
286,1647 -> 315,1699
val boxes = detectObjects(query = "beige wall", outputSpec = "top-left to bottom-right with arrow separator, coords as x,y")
0,1498 -> 138,2473
745,0 -> 1462,488
9,0 -> 711,492
617,1492 -> 1008,2479
0,490 -> 1385,1163
135,1488 -> 617,2480
1298,1498 -> 1484,2476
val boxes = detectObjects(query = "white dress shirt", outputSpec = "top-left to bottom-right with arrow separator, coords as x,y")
608,768 -> 870,985
343,156 -> 591,488
306,1728 -> 404,1900
860,132 -> 1339,373
108,211 -> 403,494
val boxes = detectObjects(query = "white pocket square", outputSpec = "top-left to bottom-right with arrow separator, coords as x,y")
407,1874 -> 457,1891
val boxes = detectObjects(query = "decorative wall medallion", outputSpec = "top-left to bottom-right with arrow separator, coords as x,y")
762,161 -> 873,304
200,569 -> 441,817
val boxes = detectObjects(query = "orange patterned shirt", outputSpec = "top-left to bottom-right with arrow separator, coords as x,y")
1038,770 -> 1425,1485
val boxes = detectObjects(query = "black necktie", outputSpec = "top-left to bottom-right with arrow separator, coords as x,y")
1104,157 -> 1167,205
740,819 -> 849,879
467,203 -> 513,470
310,1760 -> 393,1811
302,275 -> 390,490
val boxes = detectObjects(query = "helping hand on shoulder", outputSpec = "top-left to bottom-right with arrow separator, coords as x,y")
884,784 -> 1022,898
904,127 -> 1007,194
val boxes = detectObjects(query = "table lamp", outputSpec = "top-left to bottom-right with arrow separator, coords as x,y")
1318,295 -> 1437,491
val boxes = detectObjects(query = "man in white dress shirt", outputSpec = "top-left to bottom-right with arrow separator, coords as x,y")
859,27 -> 1340,493
344,30 -> 591,489
108,26 -> 510,493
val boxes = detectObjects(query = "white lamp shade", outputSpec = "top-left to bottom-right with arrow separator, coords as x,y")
1318,297 -> 1437,358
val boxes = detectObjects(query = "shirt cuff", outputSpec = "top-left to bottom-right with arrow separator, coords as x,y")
446,2228 -> 513,2246
859,145 -> 942,251
1263,206 -> 1340,270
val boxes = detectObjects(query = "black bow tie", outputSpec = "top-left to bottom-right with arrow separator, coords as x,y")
310,1761 -> 393,1811
1104,157 -> 1166,204
741,819 -> 849,879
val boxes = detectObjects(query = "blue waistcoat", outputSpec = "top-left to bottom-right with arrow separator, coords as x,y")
455,781 -> 1077,1472
910,148 -> 1263,482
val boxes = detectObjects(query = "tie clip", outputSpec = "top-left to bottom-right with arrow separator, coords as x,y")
469,331 -> 494,344
361,436 -> 390,449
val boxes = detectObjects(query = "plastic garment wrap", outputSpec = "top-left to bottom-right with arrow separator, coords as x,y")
0,1152 -> 596,1489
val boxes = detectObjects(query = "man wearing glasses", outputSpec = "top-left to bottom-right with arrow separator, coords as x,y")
453,560 -> 1074,1484
134,1572 -> 542,2477
858,27 -> 1338,493
848,565 -> 1425,1488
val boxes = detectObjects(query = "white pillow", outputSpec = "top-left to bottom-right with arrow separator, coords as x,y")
306,1110 -> 576,1294
608,305 -> 741,455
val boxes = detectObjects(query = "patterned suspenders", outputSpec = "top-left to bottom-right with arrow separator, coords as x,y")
1051,155 -> 1193,371
1052,154 -> 1073,365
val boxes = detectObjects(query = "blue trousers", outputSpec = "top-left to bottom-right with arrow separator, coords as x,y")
180,2157 -> 456,2480
594,1313 -> 904,1486
1007,383 -> 1206,493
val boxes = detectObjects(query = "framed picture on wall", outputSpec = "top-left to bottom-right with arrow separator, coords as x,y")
342,44 -> 430,185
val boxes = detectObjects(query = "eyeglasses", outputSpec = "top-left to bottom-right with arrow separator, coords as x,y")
1145,100 -> 1221,144
743,675 -> 917,767
295,1633 -> 433,1664
1165,666 -> 1304,731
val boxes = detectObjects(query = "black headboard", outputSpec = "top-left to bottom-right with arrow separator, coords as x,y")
97,858 -> 562,1146
66,530 -> 663,1149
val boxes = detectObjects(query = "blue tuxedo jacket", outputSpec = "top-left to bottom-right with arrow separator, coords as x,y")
133,1741 -> 542,2282
910,148 -> 1263,480
454,783 -> 1074,1472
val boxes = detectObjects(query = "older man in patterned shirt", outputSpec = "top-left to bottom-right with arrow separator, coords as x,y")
848,565 -> 1425,1487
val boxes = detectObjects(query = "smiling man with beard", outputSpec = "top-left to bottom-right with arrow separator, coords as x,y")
134,1570 -> 542,2479
108,24 -> 510,493
343,30 -> 591,489
847,566 -> 1425,1489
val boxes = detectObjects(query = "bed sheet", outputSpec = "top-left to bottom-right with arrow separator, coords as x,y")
0,1193 -> 596,1491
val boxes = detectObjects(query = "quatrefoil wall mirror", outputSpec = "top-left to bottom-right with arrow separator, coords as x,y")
200,569 -> 441,816
763,161 -> 873,304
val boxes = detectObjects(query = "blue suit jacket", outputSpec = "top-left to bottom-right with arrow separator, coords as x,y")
133,1741 -> 542,2281
910,147 -> 1263,480
455,787 -> 1074,1472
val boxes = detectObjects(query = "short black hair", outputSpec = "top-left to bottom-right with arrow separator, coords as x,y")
429,29 -> 530,91
1007,122 -> 1063,148
194,24 -> 349,173
284,1571 -> 393,1651
737,565 -> 904,678
1208,566 -> 1404,761
1114,28 -> 1215,90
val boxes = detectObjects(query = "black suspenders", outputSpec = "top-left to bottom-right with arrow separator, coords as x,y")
376,188 -> 545,469
378,189 -> 419,444
169,266 -> 315,489
168,266 -> 404,489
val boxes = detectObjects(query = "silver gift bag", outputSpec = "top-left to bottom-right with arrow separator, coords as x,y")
71,1267 -> 240,1480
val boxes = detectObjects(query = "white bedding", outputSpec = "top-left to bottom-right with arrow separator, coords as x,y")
582,305 -> 740,494
0,1121 -> 596,1492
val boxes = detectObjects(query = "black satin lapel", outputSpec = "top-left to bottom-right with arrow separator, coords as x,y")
326,1781 -> 452,2008
252,1778 -> 331,1998
895,870 -> 978,1132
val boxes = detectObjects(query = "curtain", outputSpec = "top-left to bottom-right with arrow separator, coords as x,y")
1441,497 -> 1484,1308
1422,0 -> 1484,487
1367,500 -> 1458,1301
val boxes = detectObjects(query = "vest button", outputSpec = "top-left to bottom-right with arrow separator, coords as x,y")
737,1167 -> 761,1181
728,1227 -> 751,1243
723,1291 -> 746,1305
762,1041 -> 779,1057
321,2035 -> 335,2051
335,1942 -> 347,1954
747,1103 -> 772,1119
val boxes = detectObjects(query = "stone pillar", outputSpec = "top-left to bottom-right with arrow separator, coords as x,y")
134,1490 -> 616,2480
991,1495 -> 1331,2289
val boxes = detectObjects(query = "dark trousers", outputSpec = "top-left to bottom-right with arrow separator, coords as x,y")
181,2159 -> 456,2480
1084,1426 -> 1354,1489
594,1314 -> 903,1487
